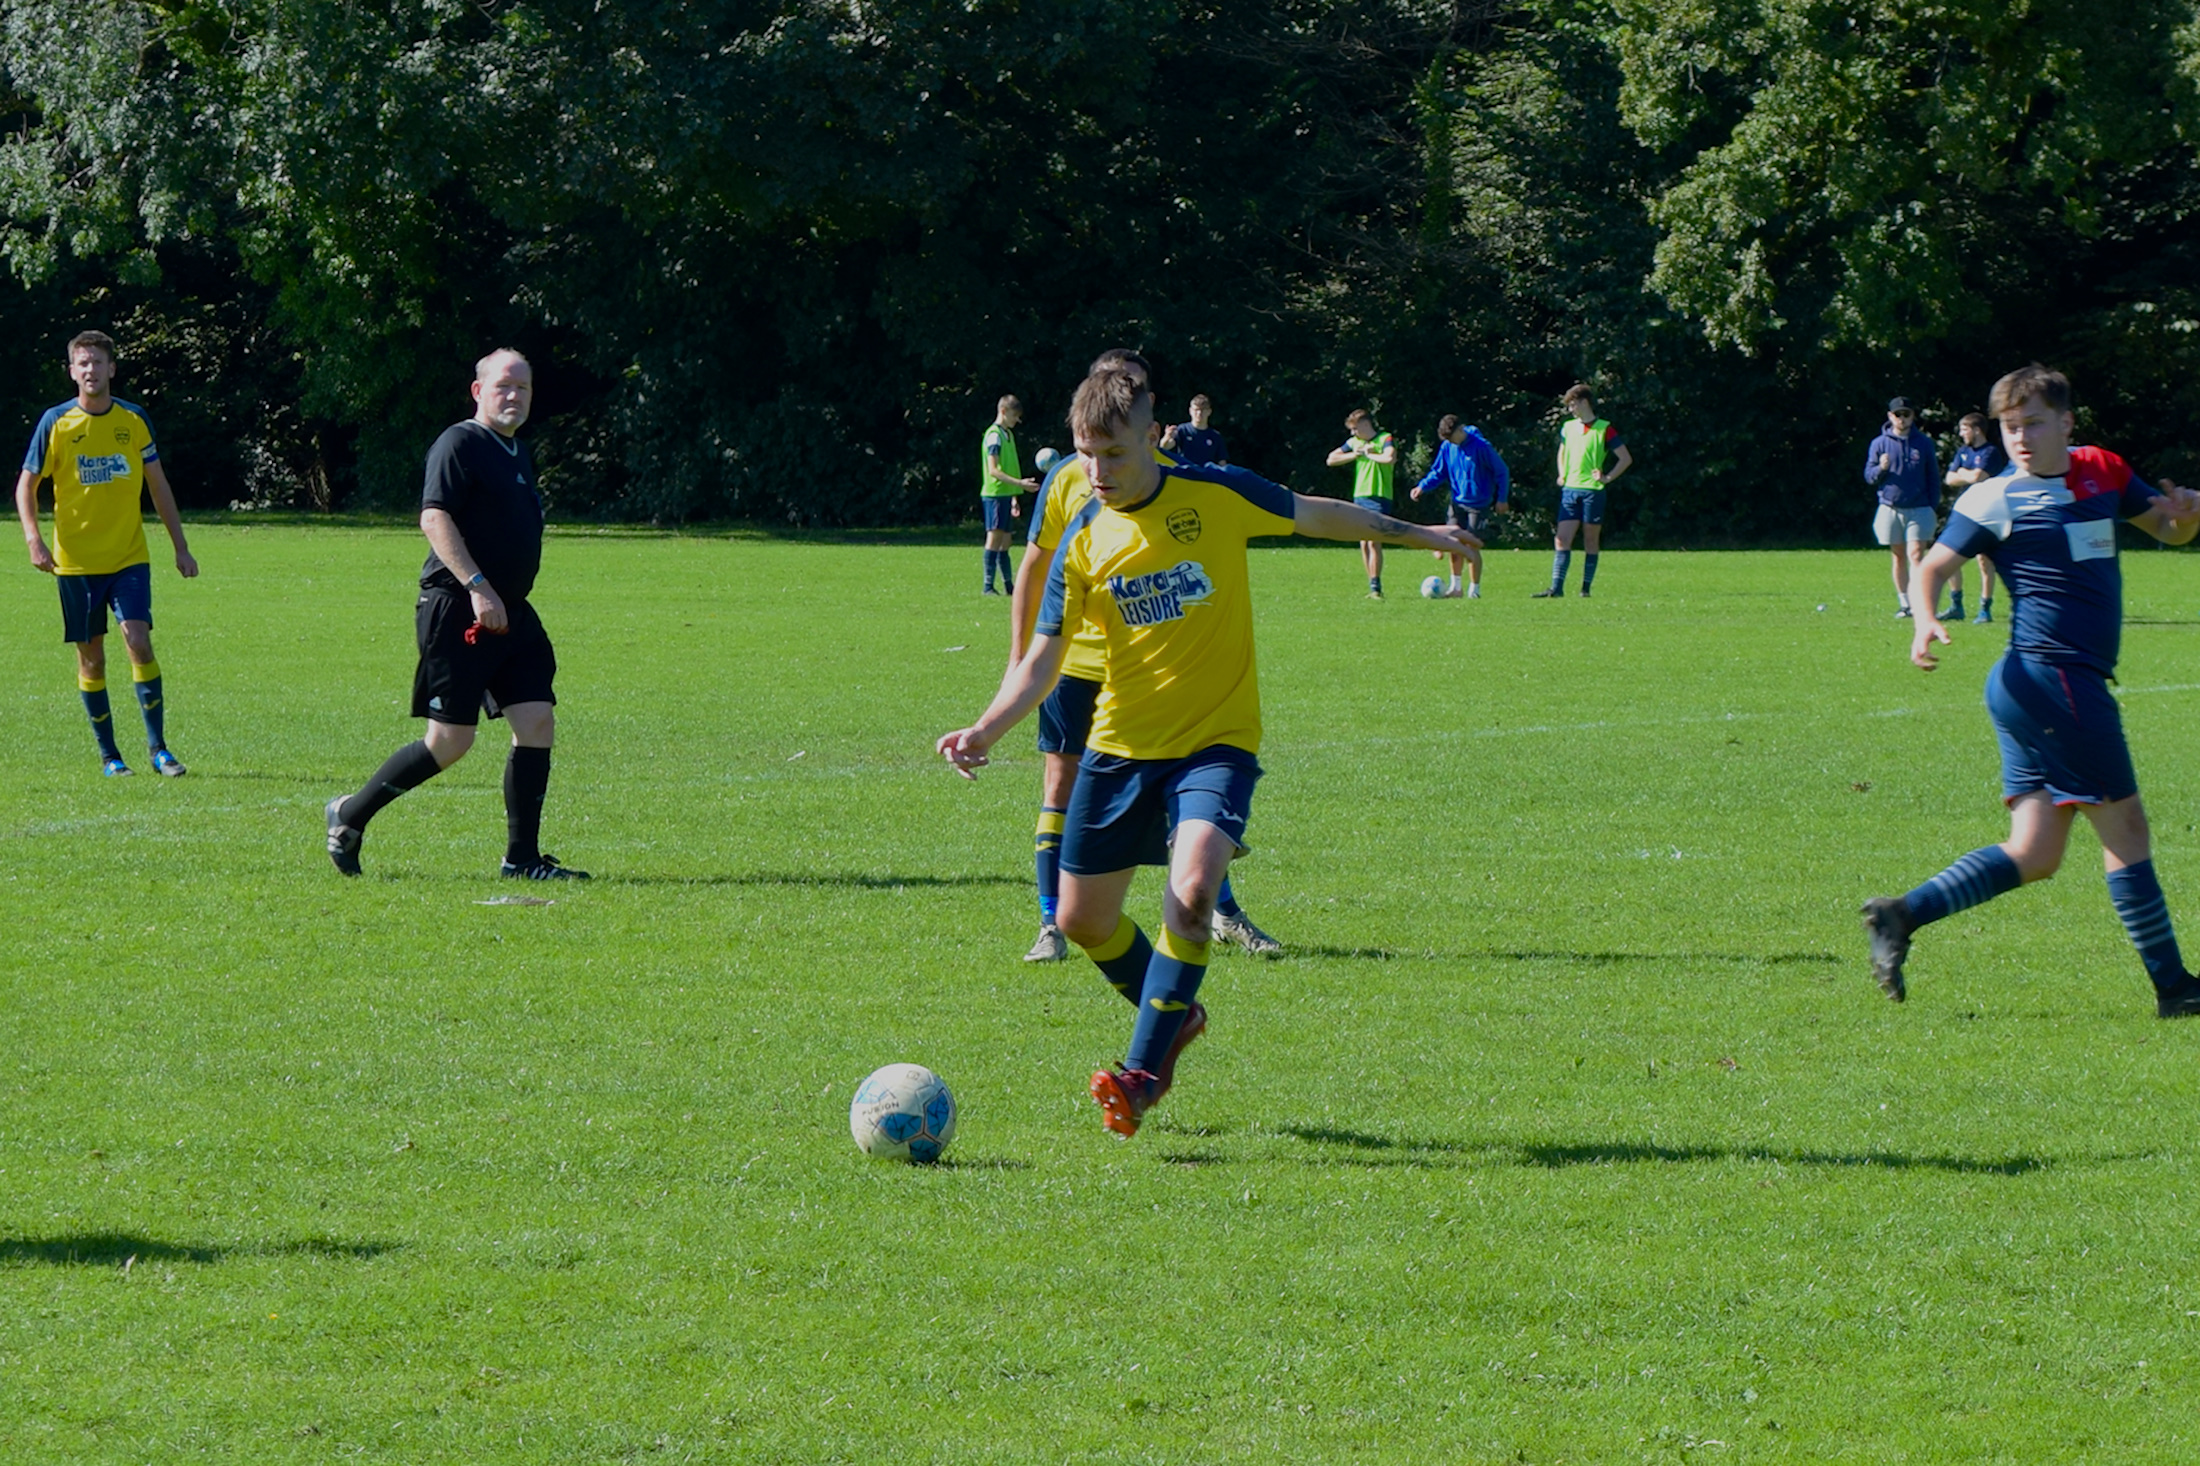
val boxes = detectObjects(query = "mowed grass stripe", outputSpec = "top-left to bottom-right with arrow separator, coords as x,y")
2,528 -> 2196,1461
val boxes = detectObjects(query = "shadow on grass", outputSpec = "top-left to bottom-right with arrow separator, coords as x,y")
1286,945 -> 1842,967
600,871 -> 1024,890
1281,1126 -> 2051,1176
0,1234 -> 403,1268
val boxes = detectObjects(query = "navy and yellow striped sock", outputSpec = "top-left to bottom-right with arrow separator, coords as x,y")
1080,914 -> 1153,1007
130,658 -> 166,751
1126,926 -> 1208,1075
79,674 -> 123,762
1034,806 -> 1066,924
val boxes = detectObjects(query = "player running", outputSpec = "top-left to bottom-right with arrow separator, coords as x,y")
1862,364 -> 2200,1017
943,366 -> 1478,1135
14,329 -> 199,777
1409,414 -> 1509,597
1008,351 -> 1282,962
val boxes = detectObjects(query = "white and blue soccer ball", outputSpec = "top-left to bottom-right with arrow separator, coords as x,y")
1034,447 -> 1061,475
849,1063 -> 957,1162
1420,574 -> 1446,599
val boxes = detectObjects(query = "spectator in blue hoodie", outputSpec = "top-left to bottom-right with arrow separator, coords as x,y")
1866,396 -> 1943,618
1409,415 -> 1510,598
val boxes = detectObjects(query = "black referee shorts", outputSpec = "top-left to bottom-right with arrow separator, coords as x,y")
411,586 -> 558,725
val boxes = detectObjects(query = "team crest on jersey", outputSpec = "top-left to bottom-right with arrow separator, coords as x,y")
1108,560 -> 1214,626
1166,508 -> 1201,543
76,453 -> 129,485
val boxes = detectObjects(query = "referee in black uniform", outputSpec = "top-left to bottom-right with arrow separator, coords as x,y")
326,348 -> 588,880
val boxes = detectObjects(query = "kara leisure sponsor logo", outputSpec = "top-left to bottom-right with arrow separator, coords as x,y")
76,453 -> 130,485
1108,561 -> 1214,626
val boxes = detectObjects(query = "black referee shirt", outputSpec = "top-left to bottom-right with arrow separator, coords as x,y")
420,420 -> 544,602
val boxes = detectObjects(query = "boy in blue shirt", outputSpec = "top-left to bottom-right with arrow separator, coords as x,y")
1943,411 -> 2008,623
1409,415 -> 1509,597
1863,364 -> 2200,1017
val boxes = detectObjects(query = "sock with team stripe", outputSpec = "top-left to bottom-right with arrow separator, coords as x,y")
79,674 -> 123,762
1080,914 -> 1153,1007
1034,806 -> 1066,924
1903,845 -> 2022,927
1549,549 -> 1571,593
2106,860 -> 2186,993
130,658 -> 166,751
1125,926 -> 1208,1074
1582,553 -> 1600,592
341,739 -> 445,830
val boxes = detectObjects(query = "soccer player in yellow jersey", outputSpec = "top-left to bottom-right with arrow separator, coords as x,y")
942,366 -> 1478,1136
14,330 -> 199,776
1010,351 -> 1283,962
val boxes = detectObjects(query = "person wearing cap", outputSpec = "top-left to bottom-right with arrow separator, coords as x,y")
1866,396 -> 1943,618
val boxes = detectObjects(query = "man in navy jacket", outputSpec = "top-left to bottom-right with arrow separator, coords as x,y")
1866,396 -> 1943,618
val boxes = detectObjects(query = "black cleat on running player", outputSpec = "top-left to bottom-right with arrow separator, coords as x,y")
2155,973 -> 2200,1019
326,796 -> 363,876
501,852 -> 591,881
1860,896 -> 1914,1002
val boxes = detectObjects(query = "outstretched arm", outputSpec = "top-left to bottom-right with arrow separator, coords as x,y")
1294,493 -> 1478,553
938,634 -> 1070,780
2129,480 -> 2200,546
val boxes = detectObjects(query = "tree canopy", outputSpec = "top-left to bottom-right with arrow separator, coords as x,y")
4,0 -> 2196,541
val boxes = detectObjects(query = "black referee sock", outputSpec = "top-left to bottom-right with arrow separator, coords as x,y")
342,739 -> 444,830
504,745 -> 552,866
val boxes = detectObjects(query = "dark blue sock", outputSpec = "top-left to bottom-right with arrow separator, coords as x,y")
1034,806 -> 1065,924
1214,875 -> 1243,919
1550,549 -> 1571,591
1081,917 -> 1153,1007
79,677 -> 122,761
983,549 -> 999,589
1582,553 -> 1599,591
2106,860 -> 2186,992
131,664 -> 166,751
1126,927 -> 1209,1074
1903,845 -> 2022,927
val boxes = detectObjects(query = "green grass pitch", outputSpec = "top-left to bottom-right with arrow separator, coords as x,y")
4,525 -> 2198,1462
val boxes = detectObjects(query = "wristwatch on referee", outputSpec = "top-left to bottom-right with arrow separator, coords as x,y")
464,572 -> 487,591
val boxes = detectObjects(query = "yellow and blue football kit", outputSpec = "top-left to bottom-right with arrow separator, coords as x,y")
21,398 -> 160,576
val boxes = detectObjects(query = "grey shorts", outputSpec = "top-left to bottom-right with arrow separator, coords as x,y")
1873,504 -> 1937,545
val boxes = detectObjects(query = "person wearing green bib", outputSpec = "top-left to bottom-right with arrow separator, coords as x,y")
1535,384 -> 1632,598
980,395 -> 1037,595
1327,408 -> 1398,597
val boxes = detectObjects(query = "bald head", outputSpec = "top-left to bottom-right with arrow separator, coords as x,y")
471,349 -> 533,437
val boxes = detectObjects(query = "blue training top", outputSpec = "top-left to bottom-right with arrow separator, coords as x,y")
1937,445 -> 2158,678
1866,423 -> 1940,509
1415,430 -> 1509,510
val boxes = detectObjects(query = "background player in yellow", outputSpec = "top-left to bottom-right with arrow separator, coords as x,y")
14,329 -> 199,776
1008,349 -> 1282,964
941,367 -> 1476,1136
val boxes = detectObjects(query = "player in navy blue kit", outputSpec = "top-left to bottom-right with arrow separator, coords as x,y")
1943,412 -> 2008,623
1862,365 -> 2200,1016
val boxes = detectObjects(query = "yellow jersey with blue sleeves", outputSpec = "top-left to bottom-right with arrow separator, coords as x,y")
1037,463 -> 1297,760
1029,445 -> 1177,685
22,398 -> 160,575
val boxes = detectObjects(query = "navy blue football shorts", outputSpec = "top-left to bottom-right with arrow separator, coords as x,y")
1061,743 -> 1262,875
982,496 -> 1018,532
57,562 -> 152,643
1986,652 -> 2137,807
1558,488 -> 1606,525
1354,496 -> 1392,517
1036,672 -> 1101,756
1447,503 -> 1490,536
